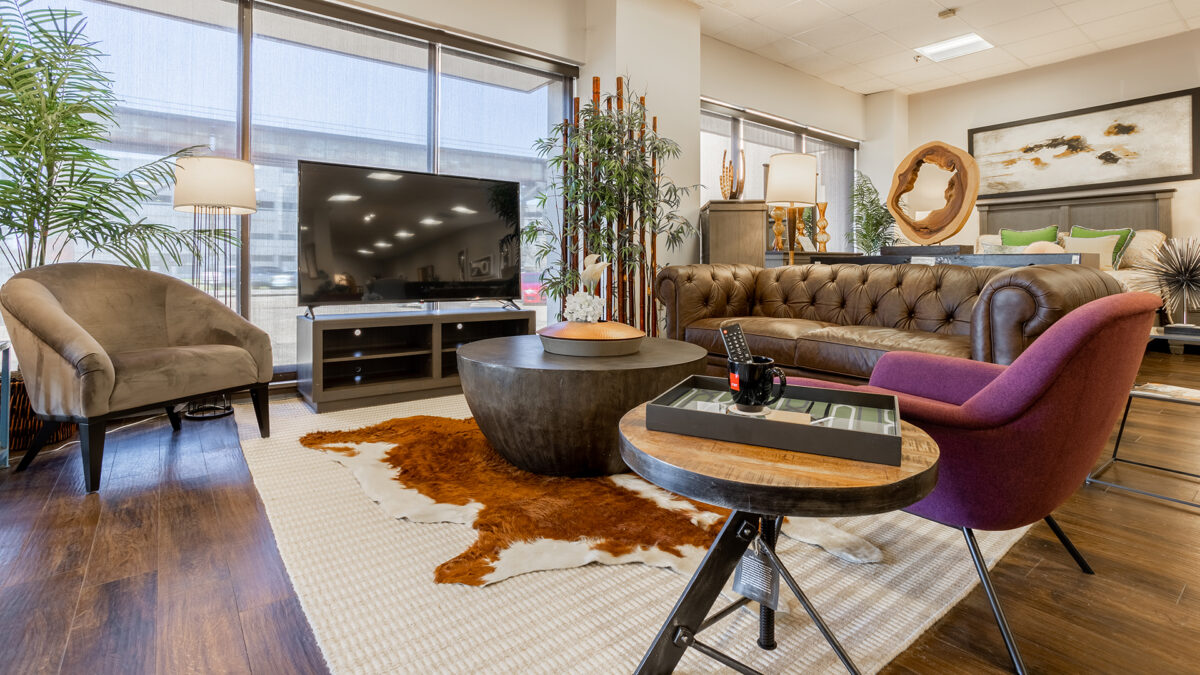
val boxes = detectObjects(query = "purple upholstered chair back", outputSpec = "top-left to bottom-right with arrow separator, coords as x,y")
903,292 -> 1160,531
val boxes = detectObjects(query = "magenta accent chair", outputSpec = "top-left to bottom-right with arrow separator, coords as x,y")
793,292 -> 1161,673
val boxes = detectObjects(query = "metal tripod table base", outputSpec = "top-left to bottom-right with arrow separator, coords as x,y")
634,510 -> 860,675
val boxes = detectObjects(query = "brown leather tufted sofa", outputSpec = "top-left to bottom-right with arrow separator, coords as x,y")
657,263 -> 1122,381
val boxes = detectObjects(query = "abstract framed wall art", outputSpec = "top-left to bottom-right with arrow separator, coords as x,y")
969,88 -> 1200,199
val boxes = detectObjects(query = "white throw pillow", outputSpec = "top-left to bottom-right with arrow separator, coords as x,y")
1062,234 -> 1119,271
1119,229 -> 1168,269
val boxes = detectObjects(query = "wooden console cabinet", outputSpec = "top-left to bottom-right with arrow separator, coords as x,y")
700,200 -> 768,266
297,308 -> 535,412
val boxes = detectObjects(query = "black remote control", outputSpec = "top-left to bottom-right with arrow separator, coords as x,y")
721,323 -> 753,363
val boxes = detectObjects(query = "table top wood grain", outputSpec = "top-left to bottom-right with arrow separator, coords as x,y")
618,403 -> 939,517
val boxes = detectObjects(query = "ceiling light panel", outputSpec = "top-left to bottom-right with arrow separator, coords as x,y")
915,33 -> 994,62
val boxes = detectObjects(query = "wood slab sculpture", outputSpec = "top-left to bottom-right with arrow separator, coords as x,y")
887,141 -> 980,245
719,149 -> 745,200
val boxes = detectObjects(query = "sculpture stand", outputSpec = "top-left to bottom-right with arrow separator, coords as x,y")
815,202 -> 830,253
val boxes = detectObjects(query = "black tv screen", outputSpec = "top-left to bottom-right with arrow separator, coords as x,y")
296,161 -> 521,306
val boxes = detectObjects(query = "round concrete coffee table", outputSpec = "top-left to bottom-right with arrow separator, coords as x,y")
457,335 -> 707,476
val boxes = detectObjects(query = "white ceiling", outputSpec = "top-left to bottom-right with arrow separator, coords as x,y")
699,0 -> 1200,95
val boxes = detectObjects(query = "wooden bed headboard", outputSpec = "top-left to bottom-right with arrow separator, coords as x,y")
976,189 -> 1174,236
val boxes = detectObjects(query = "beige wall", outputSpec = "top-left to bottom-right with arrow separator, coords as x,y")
699,36 -> 865,141
908,29 -> 1200,244
346,0 -> 586,63
860,91 -> 908,200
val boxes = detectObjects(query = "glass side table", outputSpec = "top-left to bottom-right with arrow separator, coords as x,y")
1086,328 -> 1200,508
0,341 -> 9,468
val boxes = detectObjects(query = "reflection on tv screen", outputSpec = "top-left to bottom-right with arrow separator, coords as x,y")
297,161 -> 521,306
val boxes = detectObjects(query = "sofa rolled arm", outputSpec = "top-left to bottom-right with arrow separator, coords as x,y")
869,351 -> 1007,405
971,264 -> 1121,364
655,264 -> 760,340
166,281 -> 274,383
0,278 -> 116,418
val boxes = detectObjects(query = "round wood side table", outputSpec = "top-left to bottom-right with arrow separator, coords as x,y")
618,404 -> 940,675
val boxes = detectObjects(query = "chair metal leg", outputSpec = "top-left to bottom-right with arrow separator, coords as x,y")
963,527 -> 1027,675
249,383 -> 270,438
13,421 -> 63,473
1043,516 -> 1095,575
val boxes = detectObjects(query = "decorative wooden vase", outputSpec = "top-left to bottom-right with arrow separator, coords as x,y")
537,320 -> 646,357
814,202 -> 830,253
770,207 -> 786,251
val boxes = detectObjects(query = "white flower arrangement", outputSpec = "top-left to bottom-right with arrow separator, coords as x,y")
564,290 -> 605,323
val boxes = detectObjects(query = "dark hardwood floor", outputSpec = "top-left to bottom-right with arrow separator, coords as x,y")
1,347 -> 1198,674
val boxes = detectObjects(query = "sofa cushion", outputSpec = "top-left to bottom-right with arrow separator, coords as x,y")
794,325 -> 971,379
685,316 -> 834,365
109,344 -> 259,413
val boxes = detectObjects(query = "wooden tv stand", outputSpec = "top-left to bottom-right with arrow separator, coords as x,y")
297,308 -> 536,413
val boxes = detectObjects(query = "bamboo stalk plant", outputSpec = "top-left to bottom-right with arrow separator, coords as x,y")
523,77 -> 694,333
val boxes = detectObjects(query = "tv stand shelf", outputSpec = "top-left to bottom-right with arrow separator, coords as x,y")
298,308 -> 535,413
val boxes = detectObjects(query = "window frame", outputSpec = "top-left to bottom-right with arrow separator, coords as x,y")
699,97 -> 859,200
227,0 -> 577,376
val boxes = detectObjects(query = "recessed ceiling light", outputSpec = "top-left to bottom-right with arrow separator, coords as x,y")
357,248 -> 374,255
328,193 -> 361,202
395,230 -> 414,238
373,241 -> 393,248
367,171 -> 403,181
451,205 -> 477,214
363,213 -> 375,222
300,225 -> 309,231
915,33 -> 993,62
419,217 -> 442,226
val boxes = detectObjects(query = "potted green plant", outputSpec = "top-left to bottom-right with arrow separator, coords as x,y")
846,170 -> 899,254
522,78 -> 694,331
0,0 -> 233,451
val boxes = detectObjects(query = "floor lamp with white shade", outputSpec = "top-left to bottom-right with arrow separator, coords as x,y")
765,153 -> 817,265
172,156 -> 257,418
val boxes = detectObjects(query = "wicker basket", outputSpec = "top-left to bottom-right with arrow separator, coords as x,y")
9,373 -> 75,453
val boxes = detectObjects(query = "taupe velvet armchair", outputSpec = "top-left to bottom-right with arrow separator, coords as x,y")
0,263 -> 272,491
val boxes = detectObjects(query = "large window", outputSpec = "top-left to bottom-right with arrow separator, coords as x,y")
0,0 -> 573,372
0,0 -> 239,282
699,101 -> 859,253
699,110 -> 732,205
250,5 -> 432,369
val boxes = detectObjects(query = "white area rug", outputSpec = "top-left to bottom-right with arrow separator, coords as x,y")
236,396 -> 1029,675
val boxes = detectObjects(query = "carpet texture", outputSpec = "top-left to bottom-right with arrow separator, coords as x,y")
297,414 -> 881,587
236,395 -> 1030,675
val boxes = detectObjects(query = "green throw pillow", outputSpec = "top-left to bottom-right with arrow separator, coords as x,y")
1069,226 -> 1134,267
1000,225 -> 1058,247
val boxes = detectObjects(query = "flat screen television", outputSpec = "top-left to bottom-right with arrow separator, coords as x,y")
296,161 -> 521,306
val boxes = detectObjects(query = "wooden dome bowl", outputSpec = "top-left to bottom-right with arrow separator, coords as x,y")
887,141 -> 980,245
538,320 -> 646,340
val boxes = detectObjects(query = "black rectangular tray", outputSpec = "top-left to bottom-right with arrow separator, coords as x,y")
645,375 -> 903,466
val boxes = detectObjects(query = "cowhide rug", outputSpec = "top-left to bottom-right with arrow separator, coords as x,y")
299,415 -> 882,587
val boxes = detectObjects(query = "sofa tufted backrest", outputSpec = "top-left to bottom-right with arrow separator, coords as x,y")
750,264 -> 1007,336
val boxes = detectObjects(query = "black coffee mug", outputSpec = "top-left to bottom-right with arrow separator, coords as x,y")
727,356 -> 787,413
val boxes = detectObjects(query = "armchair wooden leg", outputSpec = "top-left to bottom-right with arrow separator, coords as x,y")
165,406 -> 182,432
13,421 -> 63,473
249,384 -> 270,438
78,420 -> 106,493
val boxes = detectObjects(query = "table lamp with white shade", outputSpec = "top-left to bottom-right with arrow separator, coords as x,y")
765,153 -> 817,264
172,156 -> 256,418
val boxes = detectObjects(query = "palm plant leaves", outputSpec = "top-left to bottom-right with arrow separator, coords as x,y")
0,0 -> 232,272
846,170 -> 898,255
